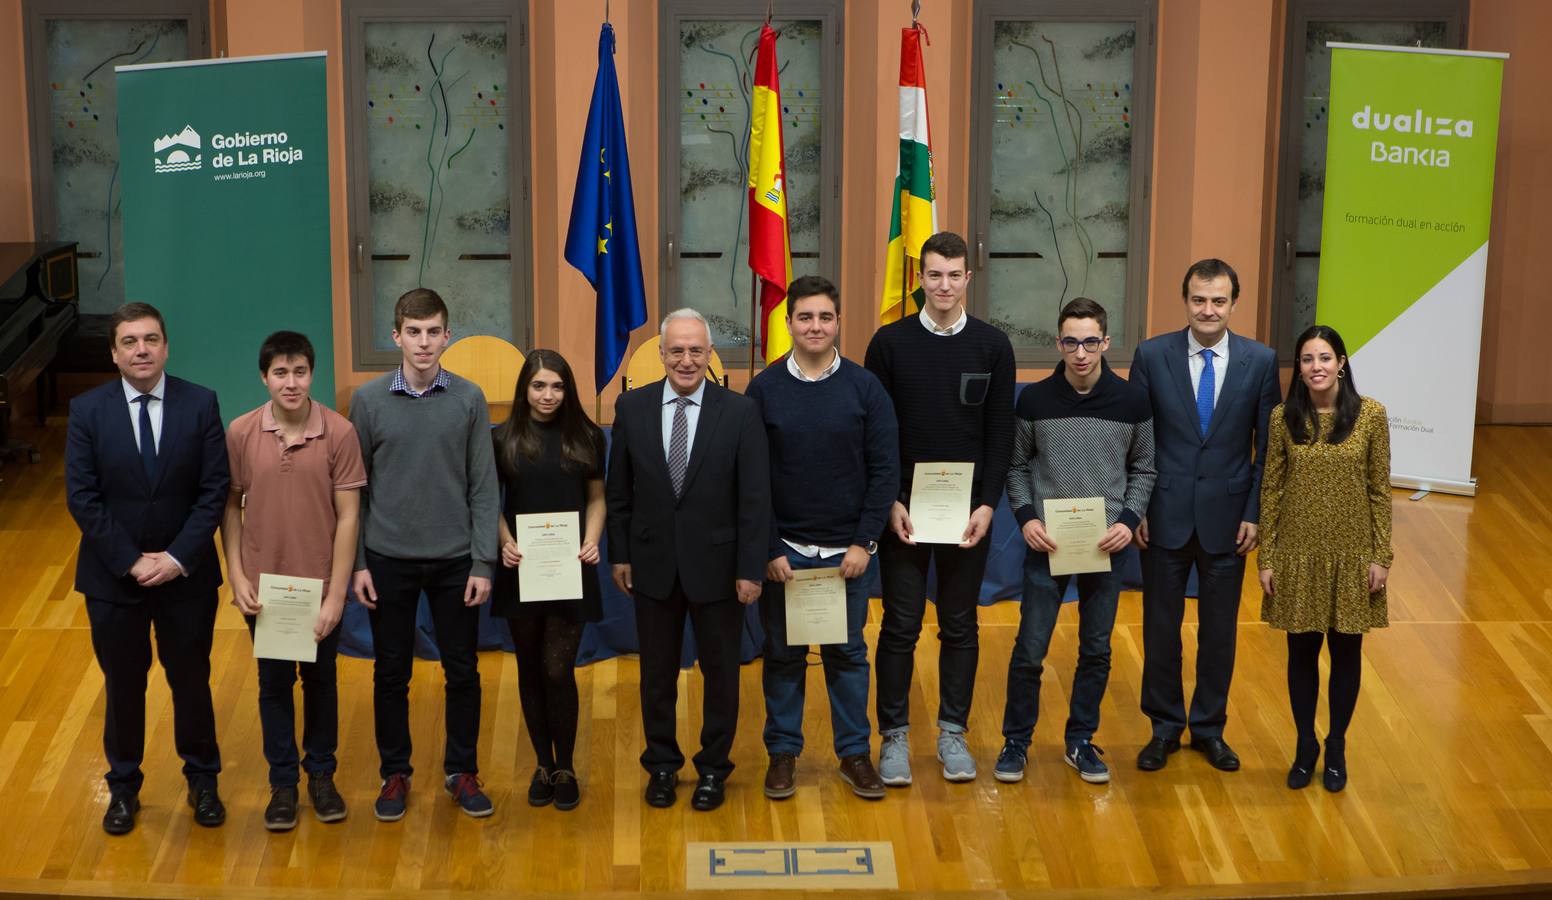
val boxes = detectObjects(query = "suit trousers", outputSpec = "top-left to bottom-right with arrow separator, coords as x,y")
85,592 -> 222,796
875,532 -> 991,733
243,614 -> 341,788
365,551 -> 481,779
1140,533 -> 1247,739
636,579 -> 744,780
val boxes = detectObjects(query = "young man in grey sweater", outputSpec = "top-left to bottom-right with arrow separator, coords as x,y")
348,288 -> 500,821
997,297 -> 1155,786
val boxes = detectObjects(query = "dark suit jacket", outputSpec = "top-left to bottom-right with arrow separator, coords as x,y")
1129,329 -> 1281,555
66,375 -> 230,604
605,378 -> 770,605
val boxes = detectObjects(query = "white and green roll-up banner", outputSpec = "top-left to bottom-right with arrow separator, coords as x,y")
1316,43 -> 1507,496
117,52 -> 333,421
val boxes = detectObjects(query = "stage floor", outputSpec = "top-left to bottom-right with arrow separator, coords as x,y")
1,418 -> 1549,898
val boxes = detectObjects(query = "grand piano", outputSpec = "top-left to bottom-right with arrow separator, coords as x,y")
0,242 -> 79,465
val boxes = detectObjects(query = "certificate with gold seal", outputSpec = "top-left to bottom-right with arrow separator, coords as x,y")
1042,498 -> 1112,576
254,573 -> 323,663
514,511 -> 583,602
909,462 -> 975,544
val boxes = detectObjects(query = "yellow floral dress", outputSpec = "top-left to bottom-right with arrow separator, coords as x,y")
1258,396 -> 1393,634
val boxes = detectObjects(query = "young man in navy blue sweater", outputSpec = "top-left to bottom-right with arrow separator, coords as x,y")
746,276 -> 899,800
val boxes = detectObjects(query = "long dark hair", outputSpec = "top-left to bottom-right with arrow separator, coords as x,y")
1283,325 -> 1361,445
492,349 -> 602,479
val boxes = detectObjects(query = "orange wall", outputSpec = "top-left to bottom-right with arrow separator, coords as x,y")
1,0 -> 1547,422
1,0 -> 33,243
1472,0 -> 1552,424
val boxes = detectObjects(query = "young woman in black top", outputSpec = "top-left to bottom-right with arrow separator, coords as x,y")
492,349 -> 606,810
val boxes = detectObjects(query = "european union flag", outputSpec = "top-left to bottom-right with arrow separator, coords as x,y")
565,23 -> 648,391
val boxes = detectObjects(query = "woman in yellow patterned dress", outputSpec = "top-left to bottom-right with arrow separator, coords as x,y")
1257,325 -> 1391,794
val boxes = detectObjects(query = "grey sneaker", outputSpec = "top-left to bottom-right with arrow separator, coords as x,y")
937,730 -> 977,782
993,742 -> 1027,783
878,730 -> 912,786
1065,740 -> 1110,784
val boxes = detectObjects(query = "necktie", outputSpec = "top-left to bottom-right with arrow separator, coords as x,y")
1196,348 -> 1216,439
668,397 -> 692,498
134,394 -> 158,478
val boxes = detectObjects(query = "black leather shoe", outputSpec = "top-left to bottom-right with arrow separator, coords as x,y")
1188,737 -> 1241,771
102,794 -> 139,835
1136,737 -> 1181,771
264,786 -> 299,832
188,786 -> 227,827
644,771 -> 678,808
690,774 -> 725,812
1287,737 -> 1320,790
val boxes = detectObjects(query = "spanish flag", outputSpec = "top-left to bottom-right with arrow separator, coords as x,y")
747,23 -> 793,364
880,24 -> 937,324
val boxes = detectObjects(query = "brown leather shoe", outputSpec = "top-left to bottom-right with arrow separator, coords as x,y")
838,753 -> 887,799
764,752 -> 797,799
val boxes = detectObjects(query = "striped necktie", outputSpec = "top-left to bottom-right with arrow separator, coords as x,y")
668,397 -> 692,497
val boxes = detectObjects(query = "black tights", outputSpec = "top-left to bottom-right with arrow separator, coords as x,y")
1286,630 -> 1363,746
509,615 -> 585,770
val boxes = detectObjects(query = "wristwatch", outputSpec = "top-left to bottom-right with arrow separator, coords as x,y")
865,541 -> 878,556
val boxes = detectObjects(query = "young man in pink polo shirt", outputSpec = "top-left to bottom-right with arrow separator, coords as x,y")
222,331 -> 366,831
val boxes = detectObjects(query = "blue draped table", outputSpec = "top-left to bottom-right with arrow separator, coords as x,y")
340,389 -> 1194,664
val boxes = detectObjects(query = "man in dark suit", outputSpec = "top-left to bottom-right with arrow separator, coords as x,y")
1130,260 -> 1281,773
606,308 -> 769,812
65,302 -> 231,834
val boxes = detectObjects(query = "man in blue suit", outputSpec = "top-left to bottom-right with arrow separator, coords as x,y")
1129,260 -> 1281,773
65,303 -> 231,835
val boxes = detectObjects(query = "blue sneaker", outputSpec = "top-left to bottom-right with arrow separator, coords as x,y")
994,742 -> 1027,783
1065,741 -> 1110,784
937,730 -> 976,782
878,729 -> 912,786
445,773 -> 494,817
374,773 -> 409,821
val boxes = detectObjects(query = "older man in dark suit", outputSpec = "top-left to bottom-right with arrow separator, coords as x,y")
606,308 -> 769,812
65,302 -> 230,835
1131,260 -> 1281,773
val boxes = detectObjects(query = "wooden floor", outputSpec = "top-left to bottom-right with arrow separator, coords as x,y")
1,417 -> 1550,899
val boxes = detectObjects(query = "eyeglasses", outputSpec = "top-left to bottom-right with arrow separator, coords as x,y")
664,347 -> 708,362
1058,337 -> 1104,353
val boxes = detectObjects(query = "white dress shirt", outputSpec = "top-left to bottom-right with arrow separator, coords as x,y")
120,373 -> 185,574
121,373 -> 167,452
919,305 -> 968,336
780,347 -> 848,559
1187,329 -> 1230,410
661,377 -> 707,461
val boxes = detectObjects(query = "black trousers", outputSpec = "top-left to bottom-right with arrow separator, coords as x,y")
635,579 -> 743,780
86,592 -> 222,796
875,532 -> 992,733
243,614 -> 341,788
365,551 -> 481,779
1139,533 -> 1247,740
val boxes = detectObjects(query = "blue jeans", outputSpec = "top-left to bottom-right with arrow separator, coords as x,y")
759,548 -> 874,759
1002,551 -> 1120,747
244,614 -> 341,788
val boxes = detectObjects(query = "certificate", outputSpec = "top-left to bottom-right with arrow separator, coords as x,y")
253,573 -> 323,663
1042,498 -> 1112,576
514,511 -> 583,602
784,567 -> 847,646
909,462 -> 975,544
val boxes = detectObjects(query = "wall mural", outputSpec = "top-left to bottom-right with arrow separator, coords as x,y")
45,19 -> 189,314
677,19 -> 824,350
364,22 -> 513,351
986,21 -> 1135,350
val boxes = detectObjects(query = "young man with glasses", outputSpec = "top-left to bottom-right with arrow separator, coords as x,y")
995,297 -> 1155,785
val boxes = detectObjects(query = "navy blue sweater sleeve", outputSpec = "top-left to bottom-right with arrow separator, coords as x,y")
856,374 -> 900,546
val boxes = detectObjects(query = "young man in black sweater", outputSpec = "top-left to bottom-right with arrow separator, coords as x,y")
864,231 -> 1016,785
747,275 -> 899,800
997,298 -> 1155,785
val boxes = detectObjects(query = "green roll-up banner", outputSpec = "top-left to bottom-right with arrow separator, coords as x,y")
1316,44 -> 1507,496
117,52 -> 332,420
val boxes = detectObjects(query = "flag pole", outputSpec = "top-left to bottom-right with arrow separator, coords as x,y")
749,273 -> 759,378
